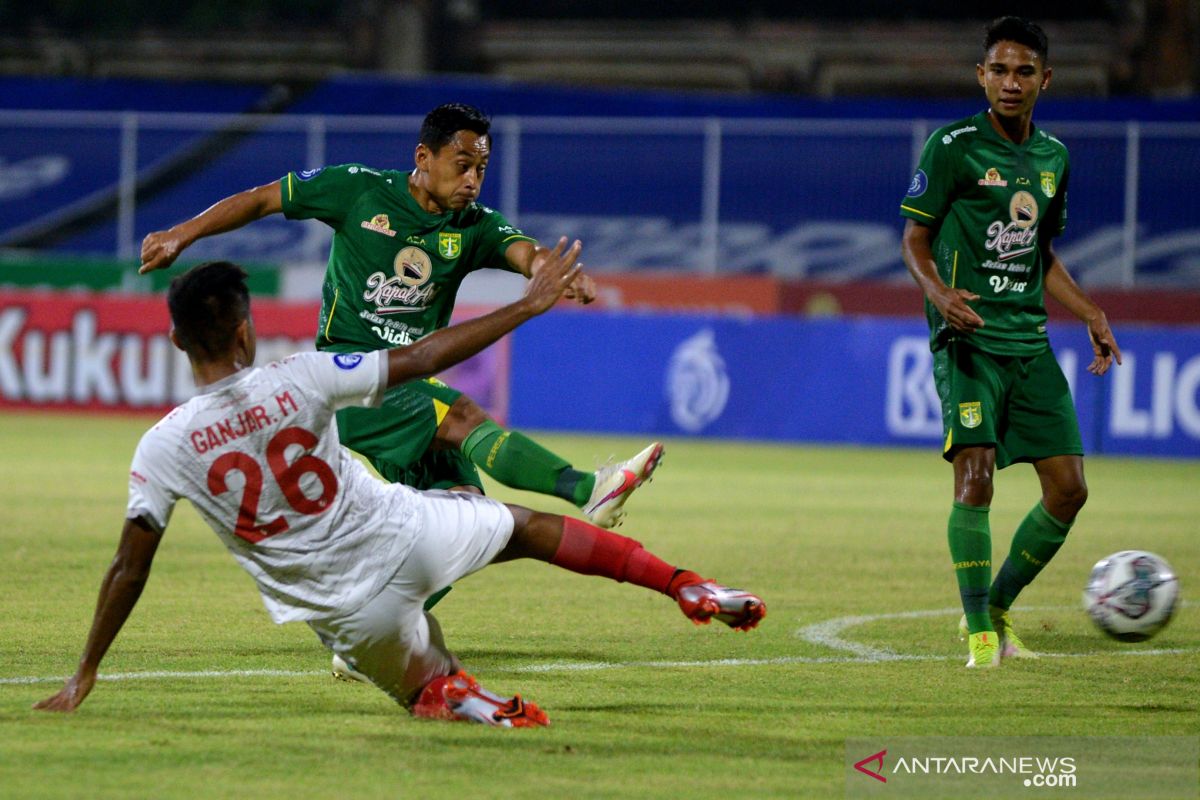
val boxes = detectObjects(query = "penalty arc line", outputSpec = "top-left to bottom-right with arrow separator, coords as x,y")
795,604 -> 1196,663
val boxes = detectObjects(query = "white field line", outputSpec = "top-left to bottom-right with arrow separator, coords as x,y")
1,668 -> 315,686
798,606 -> 969,661
3,605 -> 1192,686
794,604 -> 1195,663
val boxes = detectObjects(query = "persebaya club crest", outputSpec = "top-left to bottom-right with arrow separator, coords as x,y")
1040,171 -> 1057,198
959,401 -> 983,429
438,232 -> 462,259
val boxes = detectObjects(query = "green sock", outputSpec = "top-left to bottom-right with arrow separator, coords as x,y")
989,501 -> 1072,610
460,421 -> 594,505
423,586 -> 452,611
949,502 -> 993,634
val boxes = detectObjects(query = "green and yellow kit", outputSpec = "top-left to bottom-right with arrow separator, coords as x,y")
281,164 -> 536,487
900,113 -> 1081,466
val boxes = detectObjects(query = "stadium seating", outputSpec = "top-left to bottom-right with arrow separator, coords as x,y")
478,19 -> 1121,96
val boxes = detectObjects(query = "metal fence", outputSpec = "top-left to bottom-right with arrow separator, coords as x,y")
1,110 -> 1198,286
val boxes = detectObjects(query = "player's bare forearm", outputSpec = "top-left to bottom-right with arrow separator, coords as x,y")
1043,246 -> 1122,374
901,219 -> 983,332
34,518 -> 162,712
387,239 -> 581,387
139,181 -> 282,274
505,239 -> 538,278
1043,249 -> 1100,322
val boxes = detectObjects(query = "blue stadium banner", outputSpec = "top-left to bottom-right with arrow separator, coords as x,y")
509,312 -> 1200,458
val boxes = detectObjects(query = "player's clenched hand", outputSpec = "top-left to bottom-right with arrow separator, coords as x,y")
523,237 -> 582,314
139,229 -> 187,274
1086,313 -> 1122,376
932,287 -> 985,334
33,670 -> 95,713
530,243 -> 594,305
563,269 -> 596,305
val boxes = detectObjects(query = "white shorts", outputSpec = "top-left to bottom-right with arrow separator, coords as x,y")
307,490 -> 515,705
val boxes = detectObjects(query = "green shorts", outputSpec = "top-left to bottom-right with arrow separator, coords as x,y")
335,377 -> 483,491
932,341 -> 1083,469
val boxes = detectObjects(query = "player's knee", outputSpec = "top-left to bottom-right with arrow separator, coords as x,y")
506,504 -> 534,531
952,447 -> 995,506
1051,480 -> 1088,517
956,476 -> 994,507
449,396 -> 488,429
434,397 -> 489,447
498,505 -> 560,562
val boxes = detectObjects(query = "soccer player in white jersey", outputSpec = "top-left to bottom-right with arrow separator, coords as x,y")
35,243 -> 765,727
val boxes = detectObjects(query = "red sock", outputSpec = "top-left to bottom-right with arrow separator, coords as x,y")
666,569 -> 704,599
552,517 -> 679,595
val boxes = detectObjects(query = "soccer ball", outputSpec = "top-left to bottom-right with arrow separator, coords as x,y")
1082,551 -> 1180,642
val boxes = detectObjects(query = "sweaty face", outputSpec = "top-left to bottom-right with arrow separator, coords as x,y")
421,130 -> 490,212
977,41 -> 1050,121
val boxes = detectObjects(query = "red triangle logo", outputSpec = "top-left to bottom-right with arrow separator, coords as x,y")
854,749 -> 887,783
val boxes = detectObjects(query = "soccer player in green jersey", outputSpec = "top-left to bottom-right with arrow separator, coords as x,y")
899,17 -> 1122,668
140,103 -> 663,537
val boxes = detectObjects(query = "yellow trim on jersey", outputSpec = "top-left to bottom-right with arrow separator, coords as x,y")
287,172 -> 293,202
944,428 -> 953,453
322,287 -> 339,343
900,204 -> 936,220
432,398 -> 451,426
951,251 -> 958,288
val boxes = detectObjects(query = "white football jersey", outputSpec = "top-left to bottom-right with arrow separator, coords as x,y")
127,350 -> 421,623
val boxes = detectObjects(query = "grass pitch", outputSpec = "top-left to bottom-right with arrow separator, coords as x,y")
1,410 -> 1196,798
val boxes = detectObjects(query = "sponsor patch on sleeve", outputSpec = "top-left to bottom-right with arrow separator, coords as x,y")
333,353 -> 364,370
297,168 -> 323,181
906,169 -> 928,198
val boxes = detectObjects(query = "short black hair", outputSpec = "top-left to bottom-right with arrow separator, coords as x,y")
419,103 -> 491,153
984,16 -> 1049,63
167,261 -> 250,361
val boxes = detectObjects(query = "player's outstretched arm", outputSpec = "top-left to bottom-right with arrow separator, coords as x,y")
139,181 -> 283,274
386,237 -> 582,388
901,220 -> 984,333
506,239 -> 596,304
34,517 -> 163,712
1042,243 -> 1122,375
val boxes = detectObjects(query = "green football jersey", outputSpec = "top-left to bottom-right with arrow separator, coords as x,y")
900,111 -> 1069,356
280,164 -> 536,353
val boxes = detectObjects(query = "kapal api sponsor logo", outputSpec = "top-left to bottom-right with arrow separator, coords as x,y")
362,246 -> 439,318
984,190 -> 1040,262
394,246 -> 433,287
